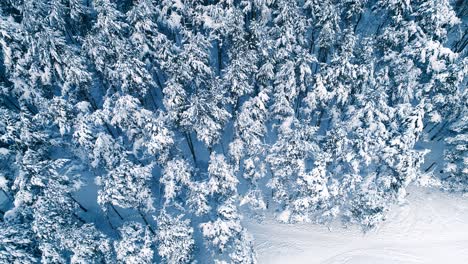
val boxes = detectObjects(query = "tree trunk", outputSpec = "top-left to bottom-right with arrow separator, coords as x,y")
73,212 -> 86,224
316,109 -> 324,127
110,204 -> 124,220
185,132 -> 197,164
69,195 -> 88,212
138,210 -> 155,234
354,13 -> 362,33
424,162 -> 436,172
430,122 -> 448,141
4,96 -> 21,112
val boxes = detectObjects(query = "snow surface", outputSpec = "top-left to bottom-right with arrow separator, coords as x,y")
245,186 -> 468,264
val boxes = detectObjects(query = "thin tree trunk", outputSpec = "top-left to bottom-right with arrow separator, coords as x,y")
295,92 -> 303,118
354,13 -> 362,33
185,132 -> 197,164
424,161 -> 436,172
375,22 -> 384,36
441,175 -> 453,181
423,121 -> 430,130
155,72 -> 164,89
138,210 -> 155,234
105,214 -> 121,238
4,96 -> 21,111
453,30 -> 467,51
1,189 -> 11,200
110,204 -> 124,220
148,87 -> 158,110
24,103 -> 37,115
430,122 -> 448,141
69,195 -> 88,212
427,123 -> 439,133
316,109 -> 324,127
309,31 -> 315,54
456,37 -> 468,53
73,212 -> 86,224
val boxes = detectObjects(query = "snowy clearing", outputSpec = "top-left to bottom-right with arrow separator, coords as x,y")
245,186 -> 468,264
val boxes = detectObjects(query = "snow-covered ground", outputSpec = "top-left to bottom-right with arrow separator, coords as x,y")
245,186 -> 468,264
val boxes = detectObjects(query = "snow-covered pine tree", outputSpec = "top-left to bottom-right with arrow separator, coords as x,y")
0,222 -> 39,263
62,224 -> 116,263
114,222 -> 154,264
0,0 -> 466,262
200,198 -> 256,264
156,210 -> 195,264
84,0 -> 153,97
443,95 -> 468,191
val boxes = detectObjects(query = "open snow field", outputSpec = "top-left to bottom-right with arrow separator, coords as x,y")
245,186 -> 468,264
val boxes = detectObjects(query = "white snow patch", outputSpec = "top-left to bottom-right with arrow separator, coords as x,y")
245,186 -> 468,264
0,148 -> 9,155
0,175 -> 8,190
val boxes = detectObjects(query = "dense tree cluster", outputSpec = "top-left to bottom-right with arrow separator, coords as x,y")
0,0 -> 466,262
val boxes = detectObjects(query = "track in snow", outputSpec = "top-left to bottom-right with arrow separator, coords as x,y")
245,186 -> 468,264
